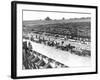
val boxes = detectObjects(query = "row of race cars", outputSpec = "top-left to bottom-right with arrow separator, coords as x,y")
23,32 -> 91,57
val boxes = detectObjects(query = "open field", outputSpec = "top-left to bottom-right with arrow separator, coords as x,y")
23,17 -> 91,38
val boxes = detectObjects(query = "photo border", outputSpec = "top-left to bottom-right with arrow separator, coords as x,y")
11,1 -> 98,79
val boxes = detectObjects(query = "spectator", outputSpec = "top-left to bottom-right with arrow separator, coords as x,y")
28,42 -> 32,52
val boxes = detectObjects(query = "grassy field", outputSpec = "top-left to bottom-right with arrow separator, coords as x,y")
23,17 -> 91,38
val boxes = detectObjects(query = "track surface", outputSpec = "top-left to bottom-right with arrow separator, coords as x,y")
23,39 -> 91,67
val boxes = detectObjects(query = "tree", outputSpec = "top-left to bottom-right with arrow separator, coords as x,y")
62,17 -> 65,20
45,17 -> 52,21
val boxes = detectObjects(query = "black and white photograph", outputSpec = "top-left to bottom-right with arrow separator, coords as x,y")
11,1 -> 97,79
22,10 -> 91,69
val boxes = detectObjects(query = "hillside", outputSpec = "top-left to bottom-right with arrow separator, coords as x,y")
23,17 -> 91,38
23,17 -> 90,26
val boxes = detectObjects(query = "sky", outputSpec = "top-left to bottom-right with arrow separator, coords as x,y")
23,10 -> 91,21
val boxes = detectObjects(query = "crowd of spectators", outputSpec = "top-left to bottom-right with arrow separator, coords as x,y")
23,32 -> 91,57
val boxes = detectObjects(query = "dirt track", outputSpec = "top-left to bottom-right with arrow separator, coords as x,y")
23,39 -> 91,67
